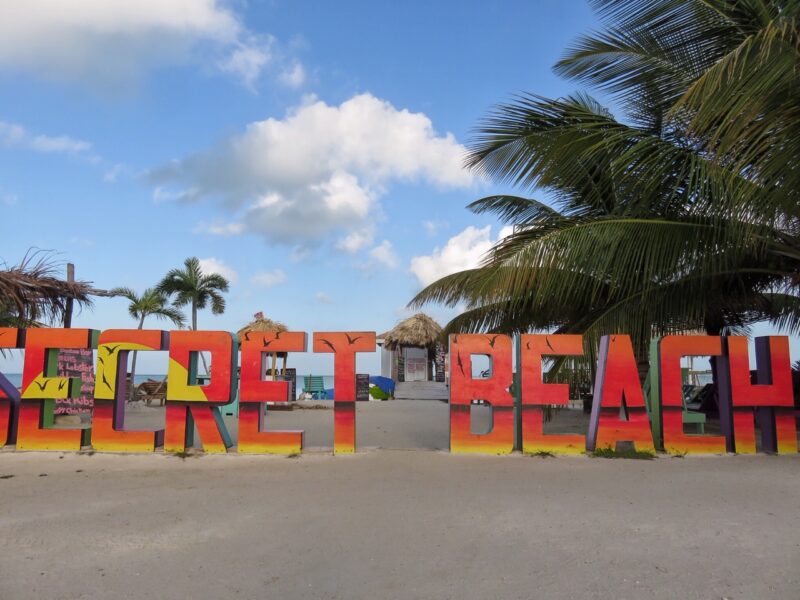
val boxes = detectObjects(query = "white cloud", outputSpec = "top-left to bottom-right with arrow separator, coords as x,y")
279,61 -> 306,88
68,236 -> 94,247
369,240 -> 399,269
206,221 -> 244,236
336,228 -> 374,254
250,269 -> 287,287
218,36 -> 273,92
149,93 -> 472,249
289,246 -> 312,263
409,225 -> 513,287
0,121 -> 91,155
423,219 -> 448,236
103,164 -> 124,183
198,257 -> 238,283
0,1 -> 297,90
315,292 -> 334,304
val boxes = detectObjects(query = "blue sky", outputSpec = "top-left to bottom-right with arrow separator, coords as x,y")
0,1 -> 603,374
10,1 -> 783,377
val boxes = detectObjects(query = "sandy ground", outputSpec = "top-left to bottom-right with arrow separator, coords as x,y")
121,399 -> 588,450
1,401 -> 799,599
0,451 -> 798,599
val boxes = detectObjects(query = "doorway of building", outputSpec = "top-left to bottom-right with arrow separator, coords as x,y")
404,346 -> 428,381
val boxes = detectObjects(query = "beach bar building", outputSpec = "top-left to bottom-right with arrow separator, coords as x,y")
378,314 -> 447,399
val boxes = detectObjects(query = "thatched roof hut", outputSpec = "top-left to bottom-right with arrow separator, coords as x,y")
236,311 -> 288,343
236,312 -> 291,379
0,253 -> 93,326
380,313 -> 443,350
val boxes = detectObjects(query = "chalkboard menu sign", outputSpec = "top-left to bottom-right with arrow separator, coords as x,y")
55,348 -> 94,419
284,368 -> 297,401
356,373 -> 370,401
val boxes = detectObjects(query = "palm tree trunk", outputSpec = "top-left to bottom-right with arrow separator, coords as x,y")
193,300 -> 210,376
128,315 -> 146,402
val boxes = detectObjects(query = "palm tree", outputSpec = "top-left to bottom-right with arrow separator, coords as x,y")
412,0 -> 800,369
110,287 -> 185,400
156,257 -> 230,373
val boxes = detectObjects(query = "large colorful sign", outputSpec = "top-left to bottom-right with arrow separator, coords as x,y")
0,328 -> 796,456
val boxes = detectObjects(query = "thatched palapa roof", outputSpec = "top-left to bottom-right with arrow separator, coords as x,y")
0,253 -> 94,326
380,313 -> 443,350
236,311 -> 288,342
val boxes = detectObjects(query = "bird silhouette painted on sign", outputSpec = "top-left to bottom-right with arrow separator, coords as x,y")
487,335 -> 500,348
345,334 -> 363,345
33,380 -> 49,392
262,338 -> 273,348
545,336 -> 555,352
101,372 -> 112,391
320,339 -> 336,352
57,380 -> 66,392
103,344 -> 120,356
457,352 -> 465,376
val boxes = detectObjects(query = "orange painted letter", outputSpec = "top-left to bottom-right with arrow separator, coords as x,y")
313,332 -> 376,454
520,334 -> 585,454
450,334 -> 514,455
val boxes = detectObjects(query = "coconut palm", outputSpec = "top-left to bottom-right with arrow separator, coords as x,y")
412,0 -> 800,366
156,257 -> 229,331
156,257 -> 229,373
110,287 -> 185,399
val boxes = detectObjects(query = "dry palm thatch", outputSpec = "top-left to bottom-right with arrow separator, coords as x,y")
381,313 -> 443,350
236,312 -> 288,343
0,252 -> 93,327
237,312 -> 290,378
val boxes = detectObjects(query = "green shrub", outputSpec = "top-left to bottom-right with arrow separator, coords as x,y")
369,385 -> 390,400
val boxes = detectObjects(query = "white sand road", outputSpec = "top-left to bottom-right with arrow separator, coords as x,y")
0,401 -> 798,599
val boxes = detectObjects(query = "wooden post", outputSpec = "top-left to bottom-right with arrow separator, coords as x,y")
63,263 -> 75,328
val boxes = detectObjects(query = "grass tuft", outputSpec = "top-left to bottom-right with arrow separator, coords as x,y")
525,450 -> 555,458
170,450 -> 201,460
592,447 -> 655,460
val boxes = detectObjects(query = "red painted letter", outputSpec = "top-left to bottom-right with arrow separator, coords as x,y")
18,328 -> 98,451
239,331 -> 307,454
313,332 -> 376,454
164,330 -> 237,454
658,336 -> 726,454
449,334 -> 514,455
726,336 -> 797,454
0,328 -> 24,447
520,334 -> 585,454
92,329 -> 168,452
587,335 -> 655,453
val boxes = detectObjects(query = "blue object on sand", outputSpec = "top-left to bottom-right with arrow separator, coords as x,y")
369,376 -> 395,396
